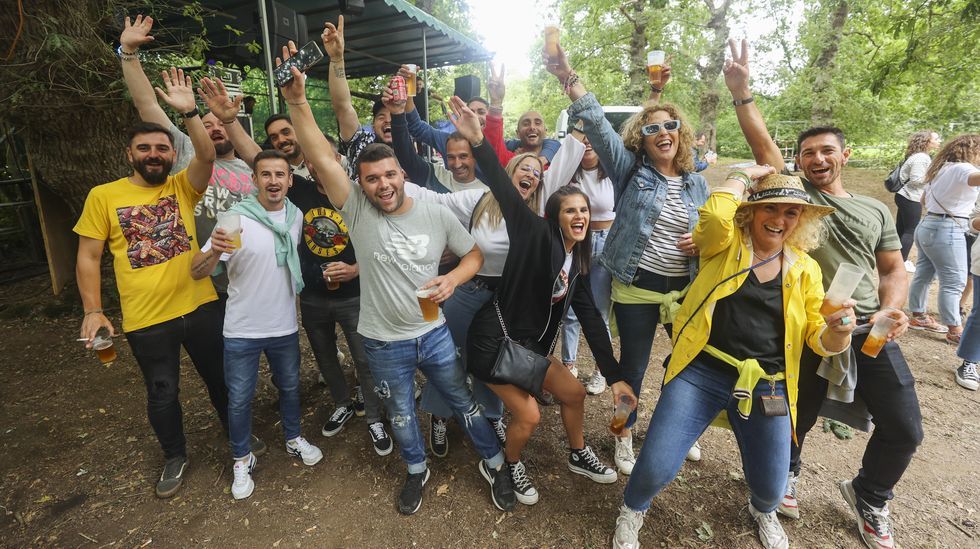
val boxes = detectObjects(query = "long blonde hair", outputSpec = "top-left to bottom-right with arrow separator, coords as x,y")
924,134 -> 980,184
471,153 -> 544,229
619,103 -> 695,174
734,205 -> 827,254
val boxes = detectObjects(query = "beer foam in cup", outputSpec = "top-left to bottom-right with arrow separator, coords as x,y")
416,287 -> 435,298
647,50 -> 666,66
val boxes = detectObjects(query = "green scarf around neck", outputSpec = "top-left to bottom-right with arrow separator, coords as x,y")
229,194 -> 305,294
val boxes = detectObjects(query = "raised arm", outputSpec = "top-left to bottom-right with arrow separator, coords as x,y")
544,44 -> 636,192
643,62 -> 671,107
119,15 -> 171,128
448,96 -> 537,234
485,64 -> 516,167
723,39 -> 784,170
693,166 -> 774,259
279,43 -> 351,207
155,68 -> 214,192
198,77 -> 261,166
384,84 -> 435,186
321,17 -> 361,142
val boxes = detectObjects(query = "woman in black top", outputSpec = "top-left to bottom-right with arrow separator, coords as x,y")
447,97 -> 636,506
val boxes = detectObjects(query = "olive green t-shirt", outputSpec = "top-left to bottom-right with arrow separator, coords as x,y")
803,180 -> 901,317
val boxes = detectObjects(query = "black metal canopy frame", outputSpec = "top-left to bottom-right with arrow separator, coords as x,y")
160,0 -> 492,114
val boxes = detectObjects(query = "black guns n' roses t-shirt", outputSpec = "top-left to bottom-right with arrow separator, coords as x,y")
288,176 -> 359,299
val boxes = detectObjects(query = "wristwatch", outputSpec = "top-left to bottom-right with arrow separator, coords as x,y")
732,96 -> 754,106
182,107 -> 201,119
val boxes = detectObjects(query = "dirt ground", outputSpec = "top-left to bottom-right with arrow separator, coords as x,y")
1,164 -> 977,548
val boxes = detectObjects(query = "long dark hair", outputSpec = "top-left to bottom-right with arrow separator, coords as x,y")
544,186 -> 593,276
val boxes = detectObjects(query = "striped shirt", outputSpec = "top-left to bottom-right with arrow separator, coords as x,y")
638,176 -> 690,276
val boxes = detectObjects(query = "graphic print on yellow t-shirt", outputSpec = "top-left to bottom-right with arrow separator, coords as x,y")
116,194 -> 192,269
303,207 -> 350,258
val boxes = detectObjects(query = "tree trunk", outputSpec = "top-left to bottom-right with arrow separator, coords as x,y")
696,0 -> 733,151
810,0 -> 850,126
415,0 -> 436,15
622,0 -> 651,104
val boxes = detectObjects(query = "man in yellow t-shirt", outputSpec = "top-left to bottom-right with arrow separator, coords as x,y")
74,67 -> 253,499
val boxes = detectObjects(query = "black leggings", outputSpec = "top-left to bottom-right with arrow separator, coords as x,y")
894,193 -> 921,260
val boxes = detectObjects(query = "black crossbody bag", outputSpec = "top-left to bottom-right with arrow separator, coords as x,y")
489,299 -> 560,395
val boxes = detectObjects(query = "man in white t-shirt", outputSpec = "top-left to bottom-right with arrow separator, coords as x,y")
191,150 -> 322,500
278,53 -> 515,516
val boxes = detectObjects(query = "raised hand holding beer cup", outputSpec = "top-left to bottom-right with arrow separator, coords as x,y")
608,381 -> 638,434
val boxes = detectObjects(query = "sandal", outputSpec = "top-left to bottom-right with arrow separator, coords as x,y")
947,330 -> 962,345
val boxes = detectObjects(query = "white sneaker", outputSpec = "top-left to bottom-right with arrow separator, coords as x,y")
777,472 -> 799,519
613,504 -> 646,549
337,350 -> 346,363
563,362 -> 579,378
614,432 -> 636,476
285,436 -> 323,466
685,440 -> 702,462
231,453 -> 256,500
904,259 -> 916,273
748,501 -> 789,549
585,371 -> 607,395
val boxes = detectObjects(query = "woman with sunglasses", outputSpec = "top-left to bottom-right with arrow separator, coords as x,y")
443,96 -> 636,506
546,46 -> 709,474
613,169 -> 855,549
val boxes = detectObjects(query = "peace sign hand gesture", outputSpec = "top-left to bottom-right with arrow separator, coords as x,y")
120,14 -> 155,51
321,16 -> 345,60
723,39 -> 751,96
488,63 -> 506,107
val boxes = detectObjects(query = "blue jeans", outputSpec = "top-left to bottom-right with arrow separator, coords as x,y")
420,280 -> 503,420
958,274 -> 980,363
362,325 -> 505,474
909,216 -> 968,326
561,229 -> 613,364
224,332 -> 302,459
623,358 -> 791,513
613,269 -> 689,428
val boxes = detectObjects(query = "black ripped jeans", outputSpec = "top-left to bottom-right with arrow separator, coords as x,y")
126,300 -> 228,459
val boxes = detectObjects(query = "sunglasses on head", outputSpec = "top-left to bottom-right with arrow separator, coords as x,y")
518,164 -> 542,179
640,119 -> 682,136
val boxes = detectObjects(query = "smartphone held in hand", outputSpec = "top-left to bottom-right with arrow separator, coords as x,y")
274,41 -> 324,87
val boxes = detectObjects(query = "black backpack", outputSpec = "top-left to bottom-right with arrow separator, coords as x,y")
884,159 -> 906,192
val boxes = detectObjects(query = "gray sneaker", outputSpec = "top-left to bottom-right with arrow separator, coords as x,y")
956,361 -> 979,391
155,456 -> 188,498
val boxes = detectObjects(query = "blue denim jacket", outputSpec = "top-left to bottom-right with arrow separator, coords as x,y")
568,93 -> 709,284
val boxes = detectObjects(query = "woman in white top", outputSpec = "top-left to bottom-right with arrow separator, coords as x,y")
908,134 -> 980,343
894,130 -> 941,266
545,120 -> 616,396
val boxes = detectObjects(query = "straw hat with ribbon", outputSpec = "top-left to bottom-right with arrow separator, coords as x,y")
737,174 -> 836,217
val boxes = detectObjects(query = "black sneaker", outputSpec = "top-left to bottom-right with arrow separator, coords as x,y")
155,456 -> 188,499
353,386 -> 366,416
398,469 -> 431,515
321,405 -> 354,437
368,421 -> 393,456
839,480 -> 896,548
489,417 -> 507,446
568,446 -> 618,484
479,460 -> 516,511
507,460 -> 539,505
250,434 -> 267,457
429,415 -> 449,458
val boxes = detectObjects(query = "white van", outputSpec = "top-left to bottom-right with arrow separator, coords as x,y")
555,106 -> 642,138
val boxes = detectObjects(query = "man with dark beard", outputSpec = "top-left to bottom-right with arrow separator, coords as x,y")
119,15 -> 253,298
74,68 -> 255,499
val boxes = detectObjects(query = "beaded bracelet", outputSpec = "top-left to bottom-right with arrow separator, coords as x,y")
562,71 -> 580,95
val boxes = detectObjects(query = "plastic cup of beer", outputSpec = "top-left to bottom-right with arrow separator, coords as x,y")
544,25 -> 560,58
405,64 -> 418,96
216,211 -> 243,249
609,394 -> 633,435
820,263 -> 864,316
646,50 -> 666,83
416,287 -> 439,322
91,330 -> 116,366
321,262 -> 340,290
861,312 -> 897,358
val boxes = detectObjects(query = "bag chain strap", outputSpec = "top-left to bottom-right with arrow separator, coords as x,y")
495,298 -> 563,355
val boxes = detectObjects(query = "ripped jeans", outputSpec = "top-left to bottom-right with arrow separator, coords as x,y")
362,325 -> 504,474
